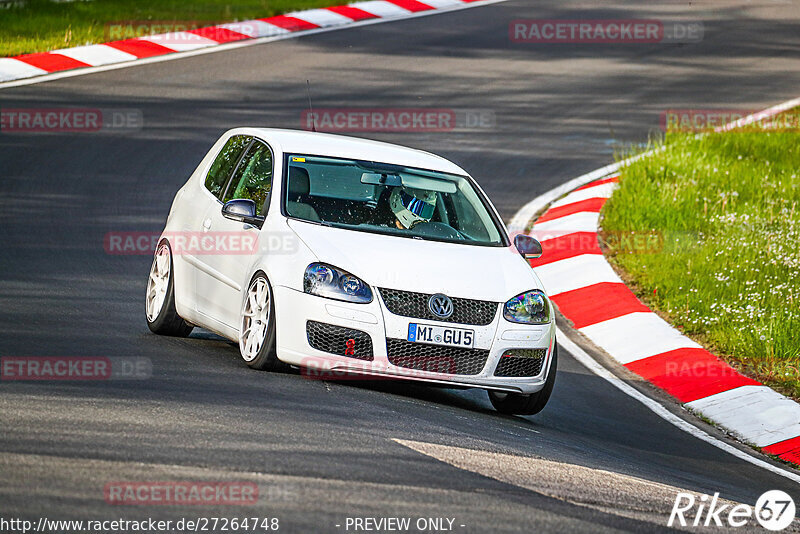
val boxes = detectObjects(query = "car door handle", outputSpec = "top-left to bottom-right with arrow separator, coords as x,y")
202,218 -> 212,232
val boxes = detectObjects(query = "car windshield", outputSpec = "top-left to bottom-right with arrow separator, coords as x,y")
283,154 -> 505,246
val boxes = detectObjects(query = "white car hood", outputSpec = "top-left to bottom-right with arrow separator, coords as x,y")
287,220 -> 543,302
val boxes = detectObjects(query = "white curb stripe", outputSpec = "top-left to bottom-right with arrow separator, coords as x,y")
687,386 -> 800,448
530,228 -> 600,243
579,312 -> 702,365
139,33 -> 219,52
286,8 -> 355,26
532,254 -> 621,296
0,58 -> 47,82
52,44 -> 137,66
418,0 -> 463,7
349,0 -> 413,17
529,211 -> 599,234
218,20 -> 290,38
548,182 -> 617,209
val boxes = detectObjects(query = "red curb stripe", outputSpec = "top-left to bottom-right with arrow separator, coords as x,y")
550,282 -> 650,329
529,231 -> 600,266
14,53 -> 91,73
624,348 -> 761,403
105,39 -> 177,59
575,175 -> 619,191
762,436 -> 800,464
327,5 -> 379,20
537,197 -> 607,224
386,0 -> 435,11
261,15 -> 321,31
186,27 -> 251,44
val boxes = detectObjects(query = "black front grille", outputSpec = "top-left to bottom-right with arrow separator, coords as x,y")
386,338 -> 489,375
378,288 -> 498,326
306,321 -> 374,361
494,349 -> 546,377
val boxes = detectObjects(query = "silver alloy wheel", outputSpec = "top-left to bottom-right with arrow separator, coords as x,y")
240,277 -> 271,362
146,243 -> 171,322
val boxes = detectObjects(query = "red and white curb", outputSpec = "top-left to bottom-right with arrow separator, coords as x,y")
510,99 -> 800,469
0,0 -> 499,86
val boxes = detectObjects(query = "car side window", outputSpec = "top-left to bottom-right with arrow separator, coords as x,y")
222,141 -> 273,215
204,135 -> 251,199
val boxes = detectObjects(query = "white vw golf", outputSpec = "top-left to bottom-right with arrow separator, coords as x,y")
146,128 -> 557,414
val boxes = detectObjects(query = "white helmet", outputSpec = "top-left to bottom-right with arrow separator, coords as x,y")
389,187 -> 437,229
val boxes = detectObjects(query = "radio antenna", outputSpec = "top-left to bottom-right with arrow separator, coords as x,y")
306,80 -> 317,132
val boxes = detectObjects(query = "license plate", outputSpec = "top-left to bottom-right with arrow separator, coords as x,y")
407,323 -> 475,348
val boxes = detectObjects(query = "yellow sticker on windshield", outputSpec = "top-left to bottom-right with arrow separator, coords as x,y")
291,157 -> 306,162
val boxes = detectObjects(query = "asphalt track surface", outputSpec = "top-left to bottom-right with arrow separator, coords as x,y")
1,1 -> 800,532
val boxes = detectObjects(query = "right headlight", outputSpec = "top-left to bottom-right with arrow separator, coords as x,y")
303,263 -> 373,304
503,290 -> 550,324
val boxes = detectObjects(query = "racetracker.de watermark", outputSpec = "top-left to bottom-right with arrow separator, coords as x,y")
0,356 -> 152,381
301,108 -> 495,133
104,482 -> 258,505
300,356 -> 457,381
600,231 -> 664,254
663,360 -> 799,380
510,19 -> 703,43
104,20 -> 288,41
0,108 -> 143,133
104,231 -> 299,256
522,230 -> 666,255
661,109 -> 800,132
105,20 -> 206,41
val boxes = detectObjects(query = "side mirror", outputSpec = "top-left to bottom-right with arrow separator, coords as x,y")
222,199 -> 264,227
514,234 -> 543,260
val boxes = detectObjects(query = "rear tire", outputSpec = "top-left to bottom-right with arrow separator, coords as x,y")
146,241 -> 194,337
239,273 -> 283,371
488,344 -> 558,415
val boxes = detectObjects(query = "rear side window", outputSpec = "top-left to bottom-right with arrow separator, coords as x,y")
222,141 -> 273,215
204,135 -> 250,198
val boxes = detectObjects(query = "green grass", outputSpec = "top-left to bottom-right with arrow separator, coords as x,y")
601,117 -> 800,399
0,0 -> 341,57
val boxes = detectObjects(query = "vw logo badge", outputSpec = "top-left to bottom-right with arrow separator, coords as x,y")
428,293 -> 454,319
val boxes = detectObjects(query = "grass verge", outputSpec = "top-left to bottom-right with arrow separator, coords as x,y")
601,116 -> 800,400
0,0 -> 342,57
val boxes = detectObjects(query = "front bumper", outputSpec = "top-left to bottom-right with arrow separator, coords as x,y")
273,286 -> 556,395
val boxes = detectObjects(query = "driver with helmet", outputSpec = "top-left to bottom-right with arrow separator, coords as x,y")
389,186 -> 437,229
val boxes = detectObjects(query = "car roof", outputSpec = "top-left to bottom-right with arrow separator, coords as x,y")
228,128 -> 469,176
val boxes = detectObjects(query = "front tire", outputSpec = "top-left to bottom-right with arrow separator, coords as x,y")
146,241 -> 193,337
488,344 -> 558,415
239,273 -> 282,371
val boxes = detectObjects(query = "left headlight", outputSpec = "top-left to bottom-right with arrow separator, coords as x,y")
303,263 -> 373,304
503,290 -> 550,324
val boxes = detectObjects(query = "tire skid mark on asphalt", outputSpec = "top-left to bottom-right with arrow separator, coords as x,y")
0,449 -> 646,533
392,439 -> 779,533
0,450 -> 513,502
